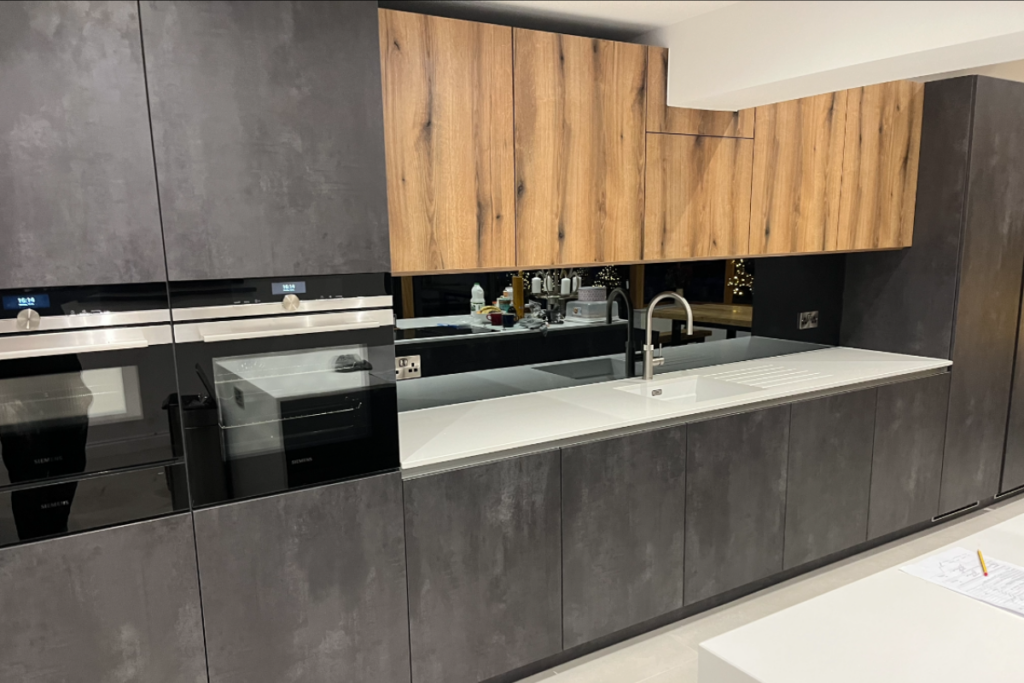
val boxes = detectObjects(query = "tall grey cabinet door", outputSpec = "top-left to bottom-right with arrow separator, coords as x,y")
685,406 -> 790,606
193,473 -> 411,683
140,1 -> 390,281
940,77 -> 1024,513
562,427 -> 686,648
1005,318 -> 1024,492
869,374 -> 951,538
784,390 -> 876,569
0,514 -> 206,683
404,452 -> 561,683
0,1 -> 164,289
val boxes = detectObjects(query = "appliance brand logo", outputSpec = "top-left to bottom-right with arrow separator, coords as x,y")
68,309 -> 110,316
290,458 -> 314,465
39,500 -> 71,510
33,456 -> 63,465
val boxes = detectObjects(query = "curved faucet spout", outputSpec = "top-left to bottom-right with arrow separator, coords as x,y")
643,292 -> 693,381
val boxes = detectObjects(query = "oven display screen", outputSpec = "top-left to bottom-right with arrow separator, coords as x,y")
3,294 -> 50,310
271,281 -> 306,295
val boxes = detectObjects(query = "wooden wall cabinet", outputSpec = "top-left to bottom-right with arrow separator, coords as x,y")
749,92 -> 848,254
836,81 -> 925,250
646,46 -> 754,138
644,133 -> 754,260
379,10 -> 515,274
514,29 -> 647,267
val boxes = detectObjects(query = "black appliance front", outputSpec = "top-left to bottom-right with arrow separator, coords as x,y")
0,283 -> 188,546
169,275 -> 398,507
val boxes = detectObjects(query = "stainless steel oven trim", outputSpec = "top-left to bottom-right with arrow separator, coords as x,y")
173,309 -> 395,344
171,295 -> 393,322
0,325 -> 172,361
0,309 -> 171,336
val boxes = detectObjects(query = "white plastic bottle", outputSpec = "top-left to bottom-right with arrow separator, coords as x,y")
470,282 -> 485,313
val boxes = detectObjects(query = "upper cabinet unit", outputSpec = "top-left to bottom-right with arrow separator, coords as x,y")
749,92 -> 848,255
645,47 -> 754,138
0,1 -> 164,289
379,10 -> 515,274
514,29 -> 647,267
836,81 -> 925,251
141,0 -> 391,281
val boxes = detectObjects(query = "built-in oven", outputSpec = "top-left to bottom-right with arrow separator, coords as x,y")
0,283 -> 187,547
169,274 -> 398,507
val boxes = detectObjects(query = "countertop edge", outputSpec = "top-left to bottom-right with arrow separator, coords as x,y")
400,364 -> 951,480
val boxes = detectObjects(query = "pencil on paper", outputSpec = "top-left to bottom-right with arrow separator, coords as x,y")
978,549 -> 989,577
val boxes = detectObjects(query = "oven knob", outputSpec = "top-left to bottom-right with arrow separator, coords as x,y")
16,308 -> 41,331
282,294 -> 301,312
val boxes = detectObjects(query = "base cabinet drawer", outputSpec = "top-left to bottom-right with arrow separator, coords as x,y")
193,473 -> 411,683
685,406 -> 790,605
561,427 -> 686,647
404,451 -> 561,683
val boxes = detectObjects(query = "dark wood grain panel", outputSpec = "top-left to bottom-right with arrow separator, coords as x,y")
837,81 -> 924,250
514,29 -> 646,267
644,133 -> 753,260
379,10 -> 515,273
750,92 -> 848,254
646,46 -> 753,138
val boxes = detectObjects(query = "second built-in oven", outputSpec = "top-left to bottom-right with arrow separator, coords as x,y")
169,274 -> 398,507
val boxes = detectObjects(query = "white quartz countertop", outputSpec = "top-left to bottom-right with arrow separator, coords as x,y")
399,346 -> 951,474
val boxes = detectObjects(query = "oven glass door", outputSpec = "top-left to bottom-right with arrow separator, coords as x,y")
172,311 -> 398,506
0,326 -> 178,489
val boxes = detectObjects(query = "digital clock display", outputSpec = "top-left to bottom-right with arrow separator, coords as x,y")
3,294 -> 50,311
271,281 -> 306,295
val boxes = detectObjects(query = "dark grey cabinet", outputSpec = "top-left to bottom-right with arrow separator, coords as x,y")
869,374 -> 951,538
685,406 -> 790,605
140,1 -> 390,281
193,473 -> 411,683
784,390 -> 876,568
1005,296 -> 1024,491
0,1 -> 164,288
404,451 -> 561,683
0,514 -> 206,682
561,427 -> 686,648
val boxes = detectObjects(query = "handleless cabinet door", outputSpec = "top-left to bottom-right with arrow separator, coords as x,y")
562,427 -> 686,648
869,373 -> 950,538
749,92 -> 848,255
514,29 -> 646,267
141,1 -> 390,281
404,451 -> 561,683
685,406 -> 789,605
0,1 -> 164,289
379,10 -> 515,274
783,390 -> 876,569
193,473 -> 411,683
0,514 -> 206,682
836,81 -> 924,250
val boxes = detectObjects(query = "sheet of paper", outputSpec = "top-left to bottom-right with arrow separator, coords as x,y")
902,546 -> 1024,618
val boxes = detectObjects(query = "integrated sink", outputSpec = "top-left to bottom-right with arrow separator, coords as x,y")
616,376 -> 758,403
536,357 -> 622,381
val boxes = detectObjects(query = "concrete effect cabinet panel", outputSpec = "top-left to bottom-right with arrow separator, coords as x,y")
869,373 -> 951,538
0,1 -> 164,288
193,473 -> 411,683
404,451 -> 562,683
141,0 -> 390,280
561,427 -> 686,648
685,406 -> 790,605
0,514 -> 206,682
783,390 -> 876,568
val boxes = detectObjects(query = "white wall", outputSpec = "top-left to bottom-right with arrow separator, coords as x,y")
639,1 -> 1024,110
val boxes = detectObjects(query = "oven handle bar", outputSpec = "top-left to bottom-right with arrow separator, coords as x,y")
200,321 -> 381,343
0,339 -> 149,361
0,325 -> 172,360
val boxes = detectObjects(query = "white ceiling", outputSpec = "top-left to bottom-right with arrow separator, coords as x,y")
480,0 -> 738,34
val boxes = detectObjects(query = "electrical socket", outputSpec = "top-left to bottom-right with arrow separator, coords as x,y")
798,311 -> 819,330
395,355 -> 422,381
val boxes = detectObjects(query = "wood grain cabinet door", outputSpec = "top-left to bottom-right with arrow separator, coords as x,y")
379,10 -> 515,273
644,133 -> 754,260
836,81 -> 925,251
514,29 -> 646,267
750,92 -> 848,255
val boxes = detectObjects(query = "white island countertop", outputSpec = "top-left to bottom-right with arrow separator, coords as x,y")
399,346 -> 951,476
